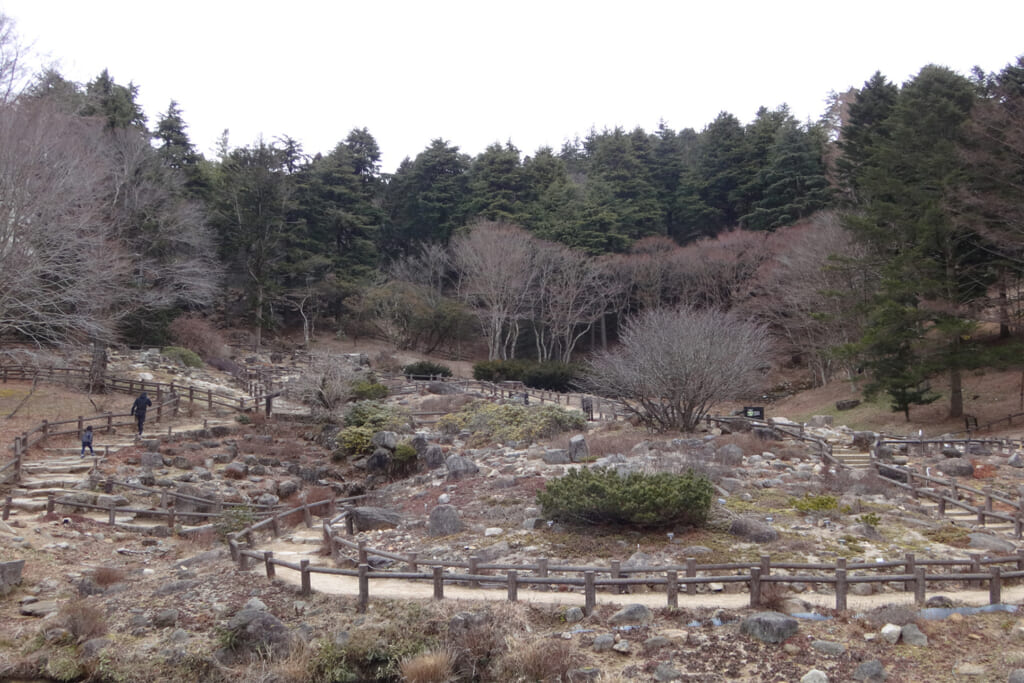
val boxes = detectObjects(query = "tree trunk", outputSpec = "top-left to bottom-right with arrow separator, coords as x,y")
87,343 -> 107,394
949,366 -> 963,419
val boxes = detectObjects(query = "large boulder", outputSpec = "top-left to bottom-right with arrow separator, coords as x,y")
937,458 -> 975,477
351,506 -> 402,532
609,603 -> 653,625
740,612 -> 798,643
371,431 -> 399,450
568,435 -> 590,463
421,444 -> 446,470
0,559 -> 24,595
729,517 -> 779,543
428,505 -> 465,537
445,454 -> 479,480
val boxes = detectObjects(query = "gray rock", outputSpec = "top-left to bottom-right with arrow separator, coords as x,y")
428,505 -> 465,537
80,637 -> 112,659
224,608 -> 292,658
154,608 -> 179,628
19,599 -> 58,617
653,663 -> 683,681
523,518 -> 545,530
223,462 -> 247,478
371,431 -> 398,450
801,670 -> 829,683
836,399 -> 861,411
679,545 -> 712,555
365,448 -> 392,473
256,493 -> 279,507
277,480 -> 299,499
968,533 -> 1017,552
808,415 -> 834,427
925,595 -> 954,608
421,444 -> 445,469
445,454 -> 479,479
729,517 -> 779,543
171,455 -> 192,470
609,603 -> 652,625
568,435 -> 590,462
851,431 -> 875,450
542,449 -> 571,465
643,636 -> 671,652
623,551 -> 654,569
900,622 -> 928,646
811,639 -> 846,655
351,506 -> 403,532
0,559 -> 25,595
611,640 -> 631,654
852,659 -> 888,682
564,606 -> 584,623
716,443 -> 745,465
740,612 -> 798,643
141,452 -> 165,468
938,458 -> 975,477
592,634 -> 615,652
1008,669 -> 1024,683
1009,452 -> 1024,468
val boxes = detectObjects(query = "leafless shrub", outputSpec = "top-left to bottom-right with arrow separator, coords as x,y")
59,598 -> 107,641
92,566 -> 125,588
492,637 -> 585,682
418,394 -> 473,413
169,315 -> 230,361
757,582 -> 790,611
373,351 -> 404,374
400,649 -> 454,683
287,353 -> 361,418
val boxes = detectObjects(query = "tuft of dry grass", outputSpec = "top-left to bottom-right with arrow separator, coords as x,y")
92,566 -> 125,588
400,649 -> 454,683
59,599 -> 107,642
492,637 -> 586,682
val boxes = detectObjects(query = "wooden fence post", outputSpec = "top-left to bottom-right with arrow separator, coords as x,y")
469,556 -> 481,588
46,493 -> 55,515
990,567 -> 1002,605
303,503 -> 312,529
667,570 -> 678,609
264,552 -> 275,579
835,558 -> 847,611
407,552 -> 418,573
537,558 -> 549,591
611,560 -> 624,594
2,496 -> 10,521
433,567 -> 444,600
749,567 -> 761,608
346,512 -> 355,536
507,570 -> 518,602
969,554 -> 982,589
358,541 -> 368,566
358,564 -> 369,613
584,571 -> 596,616
272,516 -> 280,538
300,559 -> 311,596
686,557 -> 697,595
904,553 -> 916,592
914,567 -> 926,605
239,550 -> 250,571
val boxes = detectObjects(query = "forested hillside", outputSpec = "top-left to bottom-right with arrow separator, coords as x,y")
1,12 -> 1023,420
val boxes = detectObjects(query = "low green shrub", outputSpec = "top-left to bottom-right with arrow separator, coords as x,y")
343,400 -> 408,431
352,380 -> 389,400
403,360 -> 453,378
791,493 -> 838,515
436,400 -> 585,446
390,441 -> 420,478
537,466 -> 713,528
338,425 -> 375,457
473,359 -> 580,392
161,346 -> 204,368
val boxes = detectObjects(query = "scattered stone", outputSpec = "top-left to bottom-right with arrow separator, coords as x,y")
0,559 -> 25,595
801,670 -> 829,683
643,636 -> 671,652
953,663 -> 987,676
351,507 -> 402,532
154,608 -> 179,628
729,517 -> 779,543
568,435 -> 589,462
852,659 -> 888,682
564,607 -> 584,623
1008,452 -> 1024,468
740,612 -> 798,643
900,623 -> 928,646
879,623 -> 902,644
592,634 -> 615,652
609,603 -> 652,625
811,639 -> 845,655
1008,669 -> 1024,683
19,600 -> 58,617
421,444 -> 445,469
653,663 -> 683,681
568,668 -> 602,682
938,458 -> 975,477
484,527 -> 503,537
611,640 -> 631,654
445,454 -> 479,480
836,398 -> 860,410
542,449 -> 571,465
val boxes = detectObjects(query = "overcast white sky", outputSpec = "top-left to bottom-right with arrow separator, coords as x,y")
4,1 -> 1023,173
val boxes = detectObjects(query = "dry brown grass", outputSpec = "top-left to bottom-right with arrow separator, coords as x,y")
399,649 -> 454,683
92,566 -> 125,588
492,637 -> 586,682
59,599 -> 107,642
281,485 -> 335,526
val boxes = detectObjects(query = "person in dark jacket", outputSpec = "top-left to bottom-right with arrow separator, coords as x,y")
131,392 -> 152,436
80,425 -> 94,457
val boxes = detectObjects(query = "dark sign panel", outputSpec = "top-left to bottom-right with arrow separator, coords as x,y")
743,406 -> 765,420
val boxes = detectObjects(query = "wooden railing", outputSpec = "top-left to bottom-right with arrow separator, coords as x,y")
226,501 -> 1024,615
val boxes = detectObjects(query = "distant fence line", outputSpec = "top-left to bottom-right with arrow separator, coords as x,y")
225,500 -> 1024,615
0,364 -> 280,484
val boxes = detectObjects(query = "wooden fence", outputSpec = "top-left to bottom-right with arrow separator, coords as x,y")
225,501 -> 1024,615
1,364 -> 281,484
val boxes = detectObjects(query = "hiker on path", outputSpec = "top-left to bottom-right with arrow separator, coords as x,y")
131,392 -> 152,436
80,425 -> 94,457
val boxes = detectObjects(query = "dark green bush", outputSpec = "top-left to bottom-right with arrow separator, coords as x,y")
161,346 -> 204,368
343,401 -> 407,431
389,441 -> 420,478
472,359 -> 580,392
403,360 -> 453,378
338,425 -> 375,457
536,467 -> 713,529
352,380 -> 389,400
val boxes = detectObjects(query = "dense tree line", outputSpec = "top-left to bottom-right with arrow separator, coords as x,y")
3,13 -> 1023,422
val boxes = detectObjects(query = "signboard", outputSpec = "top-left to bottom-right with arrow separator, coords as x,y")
743,406 -> 765,420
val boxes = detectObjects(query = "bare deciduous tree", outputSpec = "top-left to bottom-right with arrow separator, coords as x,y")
0,100 -> 130,344
287,353 -> 361,418
452,221 -> 538,360
582,306 -> 772,432
0,13 -> 30,104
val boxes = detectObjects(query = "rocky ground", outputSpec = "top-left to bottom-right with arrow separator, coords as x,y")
3,346 -> 1024,681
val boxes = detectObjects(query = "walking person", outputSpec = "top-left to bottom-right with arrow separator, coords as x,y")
131,391 -> 152,437
80,425 -> 94,458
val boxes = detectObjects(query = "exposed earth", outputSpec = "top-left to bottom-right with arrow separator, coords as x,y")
2,342 -> 1024,682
